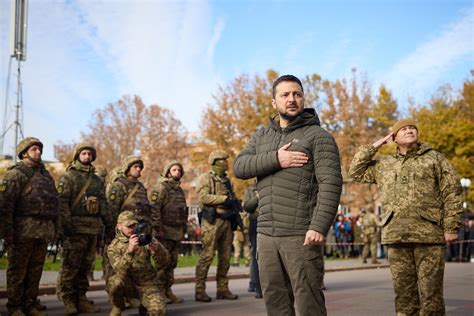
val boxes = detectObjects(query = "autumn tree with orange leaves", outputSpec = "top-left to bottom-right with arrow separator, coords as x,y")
54,95 -> 187,187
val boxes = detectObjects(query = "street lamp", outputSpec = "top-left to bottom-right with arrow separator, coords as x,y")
460,178 -> 471,211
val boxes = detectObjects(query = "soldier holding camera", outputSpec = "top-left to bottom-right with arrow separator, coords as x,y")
107,211 -> 167,316
149,161 -> 188,304
194,150 -> 239,302
57,143 -> 113,315
106,156 -> 169,308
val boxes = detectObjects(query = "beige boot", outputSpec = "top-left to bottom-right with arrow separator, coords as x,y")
109,306 -> 122,316
77,300 -> 101,313
125,297 -> 141,308
64,303 -> 78,315
216,289 -> 238,300
166,289 -> 183,304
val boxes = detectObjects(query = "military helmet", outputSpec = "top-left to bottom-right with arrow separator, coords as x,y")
121,155 -> 144,174
208,150 -> 229,165
17,137 -> 43,159
73,142 -> 97,162
163,160 -> 184,177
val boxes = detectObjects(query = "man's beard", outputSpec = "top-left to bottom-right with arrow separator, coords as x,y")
26,154 -> 41,163
278,109 -> 302,123
79,159 -> 92,166
171,175 -> 181,181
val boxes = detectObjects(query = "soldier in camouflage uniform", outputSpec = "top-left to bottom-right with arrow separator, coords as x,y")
349,119 -> 463,316
232,211 -> 250,267
194,150 -> 238,302
87,165 -> 108,282
106,156 -> 169,308
361,207 -> 381,264
107,211 -> 167,316
149,160 -> 188,304
0,137 -> 60,316
57,143 -> 113,315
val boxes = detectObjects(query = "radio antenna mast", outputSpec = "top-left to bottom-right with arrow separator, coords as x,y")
9,0 -> 28,163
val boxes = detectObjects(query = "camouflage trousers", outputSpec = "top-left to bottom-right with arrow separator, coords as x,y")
155,238 -> 181,291
257,234 -> 326,316
58,234 -> 97,304
195,218 -> 233,294
233,230 -> 250,265
362,234 -> 378,262
387,243 -> 446,316
108,274 -> 166,316
6,238 -> 48,314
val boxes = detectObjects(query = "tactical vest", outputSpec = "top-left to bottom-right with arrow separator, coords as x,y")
161,183 -> 187,227
67,169 -> 103,217
14,163 -> 59,220
117,178 -> 151,223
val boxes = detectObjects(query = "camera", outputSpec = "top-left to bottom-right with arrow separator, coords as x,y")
134,222 -> 152,246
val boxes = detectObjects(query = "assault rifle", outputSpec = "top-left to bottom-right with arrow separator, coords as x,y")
223,179 -> 244,232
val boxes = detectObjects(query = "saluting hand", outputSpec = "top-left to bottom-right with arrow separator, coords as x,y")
278,143 -> 308,168
372,133 -> 393,149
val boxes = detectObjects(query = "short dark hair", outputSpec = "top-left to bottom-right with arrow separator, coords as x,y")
272,75 -> 304,98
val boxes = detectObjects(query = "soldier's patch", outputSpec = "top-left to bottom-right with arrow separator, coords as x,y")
151,192 -> 158,202
109,190 -> 117,201
57,182 -> 64,193
0,180 -> 7,192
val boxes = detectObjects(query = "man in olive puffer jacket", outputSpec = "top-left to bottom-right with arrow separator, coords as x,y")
234,74 -> 342,316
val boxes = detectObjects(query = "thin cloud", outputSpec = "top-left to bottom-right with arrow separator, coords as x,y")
383,7 -> 474,102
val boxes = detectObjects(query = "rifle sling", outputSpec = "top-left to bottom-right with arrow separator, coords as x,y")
71,174 -> 93,210
120,183 -> 140,212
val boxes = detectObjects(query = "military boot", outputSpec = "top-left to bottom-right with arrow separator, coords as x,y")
109,306 -> 122,316
138,305 -> 147,316
25,308 -> 47,316
216,289 -> 238,300
166,289 -> 184,304
78,294 -> 94,305
64,303 -> 78,315
34,299 -> 47,311
125,297 -> 141,308
195,292 -> 212,302
77,300 -> 101,313
10,310 -> 26,316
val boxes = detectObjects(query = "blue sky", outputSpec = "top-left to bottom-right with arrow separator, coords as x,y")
0,0 -> 472,160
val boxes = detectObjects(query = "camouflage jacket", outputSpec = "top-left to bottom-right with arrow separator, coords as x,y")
57,161 -> 112,235
149,177 -> 188,241
107,230 -> 158,286
349,143 -> 463,244
362,213 -> 380,235
195,171 -> 232,209
0,161 -> 59,241
107,177 -> 155,230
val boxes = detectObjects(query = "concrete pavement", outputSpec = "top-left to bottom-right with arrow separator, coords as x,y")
0,258 -> 389,298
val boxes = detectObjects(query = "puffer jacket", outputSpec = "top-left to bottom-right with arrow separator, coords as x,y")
349,143 -> 463,244
233,108 -> 342,236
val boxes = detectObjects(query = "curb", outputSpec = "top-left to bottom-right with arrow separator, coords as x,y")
0,264 -> 389,299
